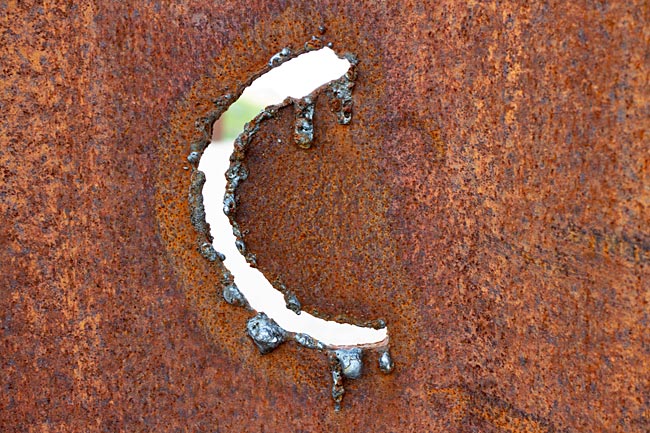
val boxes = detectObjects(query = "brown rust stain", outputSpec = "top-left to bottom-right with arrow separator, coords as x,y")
2,0 -> 649,432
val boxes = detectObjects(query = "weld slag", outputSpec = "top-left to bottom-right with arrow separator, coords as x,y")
188,169 -> 211,238
187,150 -> 201,164
294,333 -> 324,349
223,283 -> 248,308
188,39 -> 393,412
335,348 -> 363,379
378,350 -> 394,373
218,46 -> 391,411
329,352 -> 346,412
199,242 -> 225,262
283,290 -> 302,315
246,312 -> 287,354
268,47 -> 292,68
292,96 -> 315,149
273,280 -> 302,315
325,53 -> 358,125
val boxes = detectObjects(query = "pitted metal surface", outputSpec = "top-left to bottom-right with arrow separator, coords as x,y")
1,1 -> 648,432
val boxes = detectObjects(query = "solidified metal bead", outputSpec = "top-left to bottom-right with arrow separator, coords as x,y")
246,313 -> 286,354
223,193 -> 236,216
293,97 -> 315,149
294,333 -> 322,349
187,151 -> 200,164
335,348 -> 363,379
329,352 -> 345,412
268,47 -> 292,67
378,350 -> 394,373
235,239 -> 246,254
284,291 -> 301,314
222,283 -> 247,307
199,242 -> 224,262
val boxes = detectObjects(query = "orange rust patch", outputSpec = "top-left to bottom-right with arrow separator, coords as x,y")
2,1 -> 649,431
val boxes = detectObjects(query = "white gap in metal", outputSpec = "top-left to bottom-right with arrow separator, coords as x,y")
200,48 -> 388,346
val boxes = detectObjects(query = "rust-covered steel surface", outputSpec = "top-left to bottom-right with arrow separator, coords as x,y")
1,1 -> 649,431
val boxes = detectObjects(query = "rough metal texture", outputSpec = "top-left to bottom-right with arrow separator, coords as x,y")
1,1 -> 648,432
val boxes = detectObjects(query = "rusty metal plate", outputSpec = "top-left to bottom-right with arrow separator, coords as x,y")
2,1 -> 648,432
